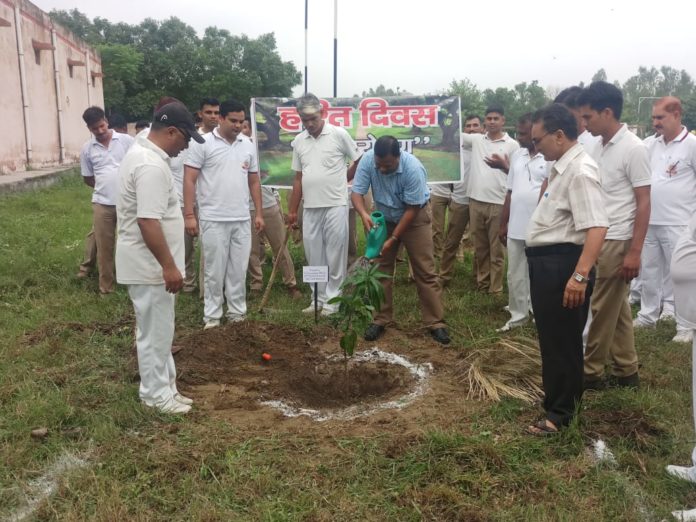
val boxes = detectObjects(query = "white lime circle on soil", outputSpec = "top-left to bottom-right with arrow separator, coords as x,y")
261,348 -> 433,422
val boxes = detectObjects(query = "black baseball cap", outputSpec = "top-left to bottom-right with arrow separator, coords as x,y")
153,102 -> 205,144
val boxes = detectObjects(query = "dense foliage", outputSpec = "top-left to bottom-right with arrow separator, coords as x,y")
50,9 -> 302,119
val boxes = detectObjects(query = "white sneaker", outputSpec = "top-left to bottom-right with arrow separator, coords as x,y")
502,305 -> 510,312
203,319 -> 220,330
672,330 -> 695,344
143,398 -> 191,414
496,320 -> 526,333
174,393 -> 193,405
302,303 -> 322,314
660,310 -> 676,322
666,464 -> 696,483
226,314 -> 246,323
632,318 -> 655,329
672,507 -> 696,521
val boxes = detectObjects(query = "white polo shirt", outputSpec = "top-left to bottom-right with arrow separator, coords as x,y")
597,124 -> 651,240
578,130 -> 601,163
291,123 -> 361,208
250,186 -> 281,211
462,132 -> 519,205
429,183 -> 452,199
647,127 -> 696,226
80,131 -> 134,206
115,135 -> 184,285
185,129 -> 258,222
137,126 -> 188,207
507,148 -> 551,240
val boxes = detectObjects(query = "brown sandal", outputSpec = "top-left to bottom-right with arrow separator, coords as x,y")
527,419 -> 559,437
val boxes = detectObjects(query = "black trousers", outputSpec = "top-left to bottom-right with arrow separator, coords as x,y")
526,244 -> 595,427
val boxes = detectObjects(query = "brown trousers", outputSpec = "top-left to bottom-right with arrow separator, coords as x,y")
92,203 -> 117,293
248,204 -> 297,290
375,205 -> 445,329
430,194 -> 450,261
469,199 -> 505,293
78,227 -> 97,274
438,201 -> 470,285
182,207 -> 197,292
584,239 -> 638,378
348,190 -> 374,265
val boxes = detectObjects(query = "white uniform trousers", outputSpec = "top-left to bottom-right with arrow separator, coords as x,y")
506,238 -> 531,326
302,206 -> 349,312
638,224 -> 689,332
629,274 -> 641,303
200,219 -> 252,322
128,284 -> 179,405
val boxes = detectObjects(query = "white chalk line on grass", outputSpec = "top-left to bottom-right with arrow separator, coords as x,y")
5,450 -> 90,522
262,347 -> 433,422
588,438 -> 655,522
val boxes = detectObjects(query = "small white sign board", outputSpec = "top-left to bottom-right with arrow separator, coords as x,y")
303,266 -> 329,283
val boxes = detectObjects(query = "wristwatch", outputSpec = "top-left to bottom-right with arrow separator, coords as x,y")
572,272 -> 588,284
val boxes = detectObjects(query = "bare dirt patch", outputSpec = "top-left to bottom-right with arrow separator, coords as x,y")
174,321 -> 417,413
168,320 -> 478,436
583,408 -> 666,450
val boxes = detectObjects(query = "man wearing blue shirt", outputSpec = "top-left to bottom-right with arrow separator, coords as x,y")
351,136 -> 449,345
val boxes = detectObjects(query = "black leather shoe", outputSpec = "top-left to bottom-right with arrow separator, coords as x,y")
610,372 -> 640,389
430,327 -> 450,345
364,323 -> 385,341
583,376 -> 608,391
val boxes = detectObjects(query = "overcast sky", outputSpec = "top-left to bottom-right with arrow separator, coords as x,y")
38,0 -> 696,99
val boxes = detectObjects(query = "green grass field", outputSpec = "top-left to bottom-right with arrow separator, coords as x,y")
1,171 -> 695,520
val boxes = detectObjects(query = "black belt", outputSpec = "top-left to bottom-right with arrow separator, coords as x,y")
525,243 -> 583,257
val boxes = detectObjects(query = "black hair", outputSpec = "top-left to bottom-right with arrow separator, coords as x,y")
219,99 -> 246,118
485,105 -> 504,116
374,136 -> 401,158
135,120 -> 149,131
464,114 -> 481,123
108,113 -> 127,130
577,81 -> 623,120
199,97 -> 220,109
554,86 -> 584,108
82,106 -> 105,127
518,112 -> 533,125
532,104 -> 579,141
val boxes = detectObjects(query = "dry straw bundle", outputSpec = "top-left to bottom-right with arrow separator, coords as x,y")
456,337 -> 543,404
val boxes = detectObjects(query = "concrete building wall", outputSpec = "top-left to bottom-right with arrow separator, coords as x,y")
0,1 -> 27,173
0,0 -> 103,174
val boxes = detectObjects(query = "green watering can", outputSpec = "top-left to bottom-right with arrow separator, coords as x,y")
365,211 -> 387,259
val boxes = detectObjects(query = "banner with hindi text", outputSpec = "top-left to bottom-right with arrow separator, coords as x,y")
251,95 -> 462,187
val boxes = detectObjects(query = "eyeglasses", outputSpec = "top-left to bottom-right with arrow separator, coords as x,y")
173,126 -> 191,143
530,132 -> 550,147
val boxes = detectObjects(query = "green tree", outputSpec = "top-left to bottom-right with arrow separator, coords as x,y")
97,44 -> 143,114
622,66 -> 695,126
448,78 -> 485,117
592,68 -> 608,83
683,94 -> 696,131
48,9 -> 301,120
360,85 -> 411,97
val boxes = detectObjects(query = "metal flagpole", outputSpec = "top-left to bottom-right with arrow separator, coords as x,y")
304,0 -> 308,94
333,0 -> 337,97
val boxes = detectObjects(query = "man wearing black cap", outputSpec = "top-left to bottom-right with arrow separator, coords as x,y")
116,102 -> 204,414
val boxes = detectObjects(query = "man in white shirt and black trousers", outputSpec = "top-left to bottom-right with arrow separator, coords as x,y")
525,104 -> 608,435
